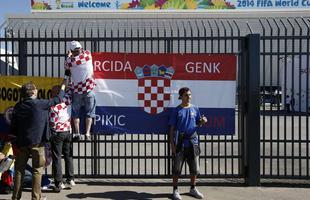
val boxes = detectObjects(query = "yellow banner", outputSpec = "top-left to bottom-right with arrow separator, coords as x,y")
0,76 -> 62,113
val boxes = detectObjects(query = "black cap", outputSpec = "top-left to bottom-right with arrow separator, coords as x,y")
178,87 -> 190,99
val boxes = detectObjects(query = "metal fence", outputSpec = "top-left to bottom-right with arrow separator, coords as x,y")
259,18 -> 310,179
0,16 -> 309,183
0,18 -> 246,180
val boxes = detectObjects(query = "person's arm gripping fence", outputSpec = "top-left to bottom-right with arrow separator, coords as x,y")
37,80 -> 67,110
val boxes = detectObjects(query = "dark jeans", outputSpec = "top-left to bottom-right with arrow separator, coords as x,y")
50,131 -> 74,186
173,147 -> 200,176
285,103 -> 291,112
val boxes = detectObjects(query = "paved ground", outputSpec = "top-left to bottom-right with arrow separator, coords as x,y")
1,178 -> 310,200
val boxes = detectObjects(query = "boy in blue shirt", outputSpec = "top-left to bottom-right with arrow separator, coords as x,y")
169,87 -> 207,200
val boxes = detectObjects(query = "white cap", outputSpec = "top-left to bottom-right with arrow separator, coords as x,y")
68,41 -> 82,50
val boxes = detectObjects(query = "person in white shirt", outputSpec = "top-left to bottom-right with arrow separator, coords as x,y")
64,41 -> 96,141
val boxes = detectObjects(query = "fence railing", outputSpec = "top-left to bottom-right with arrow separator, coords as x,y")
1,17 -> 309,184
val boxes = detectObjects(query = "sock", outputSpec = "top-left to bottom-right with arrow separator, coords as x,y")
191,185 -> 195,189
173,186 -> 178,190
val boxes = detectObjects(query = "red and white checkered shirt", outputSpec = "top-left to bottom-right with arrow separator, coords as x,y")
65,50 -> 96,94
49,92 -> 72,132
70,77 -> 96,94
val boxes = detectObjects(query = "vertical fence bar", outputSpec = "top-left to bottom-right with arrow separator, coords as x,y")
118,133 -> 120,176
259,19 -> 266,177
273,18 -> 281,177
201,20 -> 208,176
51,23 -> 54,77
280,19 -> 288,177
287,19 -> 295,177
57,24 -> 60,78
91,27 -> 98,176
44,26 -> 47,77
124,27 -> 127,176
307,18 -> 310,178
104,134 -> 107,175
243,34 -> 261,186
266,19 -> 274,176
227,20 -> 234,176
38,24 -> 41,76
207,20 -> 214,176
18,39 -> 27,75
295,18 -> 302,177
131,130 -> 133,175
11,28 -> 15,75
302,18 -> 310,178
221,20 -> 228,176
215,20 -> 221,175
3,27 -> 7,75
233,19 -> 244,177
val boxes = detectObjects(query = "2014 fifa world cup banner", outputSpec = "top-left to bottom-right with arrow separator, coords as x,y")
31,0 -> 310,11
92,52 -> 237,135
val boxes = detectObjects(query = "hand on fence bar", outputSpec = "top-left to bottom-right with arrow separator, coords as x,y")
67,50 -> 72,58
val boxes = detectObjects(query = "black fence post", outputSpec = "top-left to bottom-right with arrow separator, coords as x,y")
242,34 -> 261,186
18,40 -> 27,75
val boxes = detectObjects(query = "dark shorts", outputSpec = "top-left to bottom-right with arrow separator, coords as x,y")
172,147 -> 200,176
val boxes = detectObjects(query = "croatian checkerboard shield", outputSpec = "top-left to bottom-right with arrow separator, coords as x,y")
135,64 -> 175,114
137,78 -> 171,114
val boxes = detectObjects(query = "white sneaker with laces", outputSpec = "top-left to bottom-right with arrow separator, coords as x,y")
173,189 -> 182,200
189,187 -> 204,199
66,180 -> 76,188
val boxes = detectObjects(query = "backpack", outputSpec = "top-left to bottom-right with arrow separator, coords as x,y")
0,169 -> 13,194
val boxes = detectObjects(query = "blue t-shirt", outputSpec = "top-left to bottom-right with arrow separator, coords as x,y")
169,104 -> 201,147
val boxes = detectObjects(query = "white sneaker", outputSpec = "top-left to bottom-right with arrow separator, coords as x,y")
72,134 -> 81,142
173,189 -> 182,200
66,180 -> 76,188
59,182 -> 66,189
189,187 -> 204,199
53,182 -> 65,192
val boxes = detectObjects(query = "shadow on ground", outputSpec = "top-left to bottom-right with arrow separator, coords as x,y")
77,178 -> 245,187
261,182 -> 310,188
76,178 -> 310,188
67,191 -> 170,199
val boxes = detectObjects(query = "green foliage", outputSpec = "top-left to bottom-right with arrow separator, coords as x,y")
162,0 -> 187,9
32,2 -> 47,10
140,0 -> 155,7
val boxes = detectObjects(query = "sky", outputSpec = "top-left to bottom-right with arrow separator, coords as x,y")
0,0 -> 30,25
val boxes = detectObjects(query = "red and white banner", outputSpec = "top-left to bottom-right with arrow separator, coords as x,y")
0,53 -> 237,135
92,52 -> 237,135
